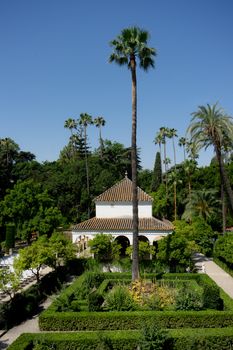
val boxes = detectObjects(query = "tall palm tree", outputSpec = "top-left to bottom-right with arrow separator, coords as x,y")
168,170 -> 182,221
64,118 -> 78,157
64,118 -> 77,136
185,159 -> 197,196
109,27 -> 156,280
178,137 -> 187,162
154,132 -> 163,157
187,103 -> 233,212
159,127 -> 170,201
78,113 -> 93,218
94,116 -> 106,158
168,128 -> 178,168
0,137 -> 19,167
186,141 -> 199,161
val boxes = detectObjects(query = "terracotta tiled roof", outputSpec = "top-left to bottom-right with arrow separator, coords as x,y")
94,177 -> 153,202
72,217 -> 173,231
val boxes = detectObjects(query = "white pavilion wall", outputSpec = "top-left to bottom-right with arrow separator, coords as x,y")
96,202 -> 152,218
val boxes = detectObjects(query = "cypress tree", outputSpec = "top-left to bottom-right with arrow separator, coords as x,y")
151,152 -> 162,192
5,223 -> 16,251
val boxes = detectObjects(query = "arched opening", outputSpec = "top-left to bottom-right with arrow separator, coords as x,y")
115,236 -> 130,257
138,235 -> 149,243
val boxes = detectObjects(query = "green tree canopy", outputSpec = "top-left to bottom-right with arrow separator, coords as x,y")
88,233 -> 121,263
0,180 -> 65,241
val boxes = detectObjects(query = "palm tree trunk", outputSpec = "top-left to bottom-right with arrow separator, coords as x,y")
216,147 -> 233,213
84,126 -> 90,218
130,57 -> 139,281
221,184 -> 226,234
163,142 -> 168,193
174,181 -> 177,221
99,127 -> 103,159
172,138 -> 176,169
183,146 -> 186,162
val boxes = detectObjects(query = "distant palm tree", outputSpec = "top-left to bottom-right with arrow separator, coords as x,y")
168,128 -> 178,167
178,137 -> 187,161
94,116 -> 106,158
0,137 -> 19,167
64,118 -> 78,156
187,103 -> 233,212
183,159 -> 197,196
109,27 -> 156,280
186,141 -> 199,161
154,132 -> 163,157
79,113 -> 93,218
64,118 -> 77,136
168,170 -> 182,220
160,127 -> 170,200
182,189 -> 220,222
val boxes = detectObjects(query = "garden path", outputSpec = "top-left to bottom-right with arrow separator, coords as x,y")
193,252 -> 233,298
0,297 -> 52,349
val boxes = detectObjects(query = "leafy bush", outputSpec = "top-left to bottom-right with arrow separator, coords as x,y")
80,271 -> 105,298
139,322 -> 169,350
104,285 -> 136,311
175,287 -> 203,311
88,292 -> 104,312
53,292 -> 80,312
129,279 -> 175,311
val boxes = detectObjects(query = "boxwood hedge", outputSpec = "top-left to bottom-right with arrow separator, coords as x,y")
8,328 -> 233,350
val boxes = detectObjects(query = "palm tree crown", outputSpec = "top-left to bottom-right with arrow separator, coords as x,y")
187,103 -> 233,213
109,27 -> 156,70
188,103 -> 233,152
182,189 -> 220,222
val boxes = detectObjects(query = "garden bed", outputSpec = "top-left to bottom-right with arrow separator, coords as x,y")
39,272 -> 233,331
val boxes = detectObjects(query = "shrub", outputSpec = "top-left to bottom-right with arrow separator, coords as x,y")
104,285 -> 136,311
197,276 -> 223,310
88,292 -> 104,312
175,287 -> 203,311
129,279 -> 175,311
139,322 -> 169,350
80,271 -> 105,298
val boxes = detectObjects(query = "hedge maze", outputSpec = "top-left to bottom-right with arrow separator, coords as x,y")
9,271 -> 233,349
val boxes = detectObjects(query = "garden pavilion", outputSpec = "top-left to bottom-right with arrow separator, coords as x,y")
71,174 -> 173,253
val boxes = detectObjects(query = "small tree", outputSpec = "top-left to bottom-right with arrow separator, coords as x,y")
0,267 -> 20,299
47,232 -> 76,269
14,236 -> 50,282
157,231 -> 196,272
126,241 -> 155,261
88,233 -> 121,264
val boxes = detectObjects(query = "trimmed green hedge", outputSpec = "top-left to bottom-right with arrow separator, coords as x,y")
39,272 -> 233,331
8,328 -> 233,350
39,309 -> 233,331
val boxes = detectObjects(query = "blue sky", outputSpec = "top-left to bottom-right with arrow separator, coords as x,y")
0,0 -> 233,169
